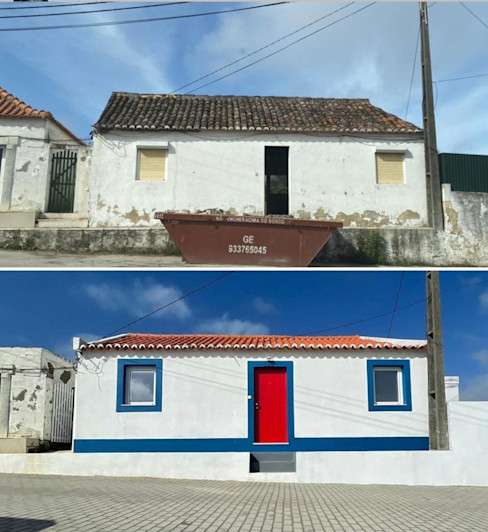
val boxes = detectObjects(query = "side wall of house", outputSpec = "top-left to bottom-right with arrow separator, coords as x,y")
0,348 -> 74,441
89,131 -> 427,228
73,351 -> 429,448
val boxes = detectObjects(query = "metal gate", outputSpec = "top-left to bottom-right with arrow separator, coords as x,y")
47,150 -> 77,213
51,382 -> 75,444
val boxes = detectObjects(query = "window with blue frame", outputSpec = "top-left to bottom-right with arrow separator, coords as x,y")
116,359 -> 162,412
367,360 -> 412,411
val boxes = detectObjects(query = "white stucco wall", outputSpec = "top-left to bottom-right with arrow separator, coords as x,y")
0,118 -> 85,215
0,401 -> 487,486
73,350 -> 429,441
89,131 -> 427,228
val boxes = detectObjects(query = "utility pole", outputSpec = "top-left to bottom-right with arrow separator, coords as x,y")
426,271 -> 449,450
419,2 -> 444,231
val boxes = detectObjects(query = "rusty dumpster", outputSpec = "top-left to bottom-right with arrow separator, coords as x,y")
155,212 -> 342,267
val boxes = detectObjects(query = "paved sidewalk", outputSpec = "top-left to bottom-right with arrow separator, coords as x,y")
0,250 -> 353,268
1,474 -> 488,531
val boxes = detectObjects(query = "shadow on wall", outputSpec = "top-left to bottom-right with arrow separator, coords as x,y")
0,517 -> 55,531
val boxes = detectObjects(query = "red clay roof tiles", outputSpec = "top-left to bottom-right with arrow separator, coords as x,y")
0,85 -> 83,144
81,334 -> 426,352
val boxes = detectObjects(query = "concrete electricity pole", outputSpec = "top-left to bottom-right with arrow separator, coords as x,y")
426,271 -> 449,449
419,2 -> 444,231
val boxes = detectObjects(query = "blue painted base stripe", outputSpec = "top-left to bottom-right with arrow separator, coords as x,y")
73,437 -> 429,453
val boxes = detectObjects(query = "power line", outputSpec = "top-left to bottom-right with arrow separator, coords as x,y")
172,1 -> 355,93
104,272 -> 235,337
183,2 -> 377,94
0,1 -> 287,32
306,297 -> 426,335
387,271 -> 405,337
0,2 -> 186,20
435,72 -> 488,83
405,21 -> 420,119
0,1 -> 110,10
460,1 -> 488,32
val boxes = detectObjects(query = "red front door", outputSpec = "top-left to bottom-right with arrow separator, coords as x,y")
254,367 -> 288,443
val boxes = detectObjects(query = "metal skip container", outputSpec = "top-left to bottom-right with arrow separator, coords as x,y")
155,212 -> 343,267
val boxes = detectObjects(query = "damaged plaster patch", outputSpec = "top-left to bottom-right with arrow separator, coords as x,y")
335,210 -> 390,228
123,208 -> 151,225
17,161 -> 31,172
13,389 -> 27,401
398,210 -> 421,225
444,201 -> 462,235
60,371 -> 71,384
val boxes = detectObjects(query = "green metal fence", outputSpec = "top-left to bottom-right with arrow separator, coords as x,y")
439,153 -> 488,193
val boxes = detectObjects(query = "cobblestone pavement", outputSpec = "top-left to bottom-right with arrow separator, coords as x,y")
1,474 -> 488,531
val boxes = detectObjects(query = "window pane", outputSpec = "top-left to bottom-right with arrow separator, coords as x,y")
126,368 -> 155,403
374,368 -> 399,403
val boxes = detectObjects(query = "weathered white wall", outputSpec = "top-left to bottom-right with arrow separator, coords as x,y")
90,131 -> 427,228
0,402 -> 487,486
0,348 -> 73,441
74,350 -> 429,441
0,118 -> 86,217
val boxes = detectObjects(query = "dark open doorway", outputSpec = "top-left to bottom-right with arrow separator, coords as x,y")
265,146 -> 289,215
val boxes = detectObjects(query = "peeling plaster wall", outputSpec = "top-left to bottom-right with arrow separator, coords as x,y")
90,131 -> 428,228
0,118 -> 83,215
0,348 -> 73,441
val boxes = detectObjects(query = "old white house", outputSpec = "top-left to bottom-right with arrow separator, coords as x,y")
73,333 -> 435,476
90,93 -> 427,227
0,347 -> 75,453
0,86 -> 89,228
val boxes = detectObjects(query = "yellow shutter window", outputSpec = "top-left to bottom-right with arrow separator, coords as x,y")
376,152 -> 404,184
137,148 -> 167,181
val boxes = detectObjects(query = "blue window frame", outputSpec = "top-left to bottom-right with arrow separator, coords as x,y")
367,360 -> 412,412
116,359 -> 163,413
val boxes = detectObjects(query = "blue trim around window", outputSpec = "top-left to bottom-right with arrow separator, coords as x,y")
247,360 -> 295,447
116,359 -> 163,413
367,360 -> 412,412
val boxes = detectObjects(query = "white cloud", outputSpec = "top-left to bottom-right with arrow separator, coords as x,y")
462,373 -> 488,401
82,279 -> 191,320
479,290 -> 488,310
253,297 -> 277,315
472,349 -> 488,366
196,313 -> 269,335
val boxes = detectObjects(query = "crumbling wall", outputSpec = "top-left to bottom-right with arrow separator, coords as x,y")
89,131 -> 428,228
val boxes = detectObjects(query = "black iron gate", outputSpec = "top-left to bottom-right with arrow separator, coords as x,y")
47,150 -> 77,213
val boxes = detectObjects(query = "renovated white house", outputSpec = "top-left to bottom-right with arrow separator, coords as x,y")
0,86 -> 89,228
90,93 -> 427,228
72,333 -> 436,474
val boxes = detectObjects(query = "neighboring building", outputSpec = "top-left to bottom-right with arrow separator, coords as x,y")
0,86 -> 89,228
90,93 -> 427,228
0,347 -> 75,453
73,333 -> 449,473
439,152 -> 488,193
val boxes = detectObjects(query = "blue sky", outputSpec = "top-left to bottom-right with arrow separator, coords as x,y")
0,270 -> 487,400
1,1 -> 488,153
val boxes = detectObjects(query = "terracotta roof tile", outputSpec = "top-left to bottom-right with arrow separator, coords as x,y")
81,333 -> 426,352
94,93 -> 422,135
0,86 -> 51,119
0,85 -> 83,144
